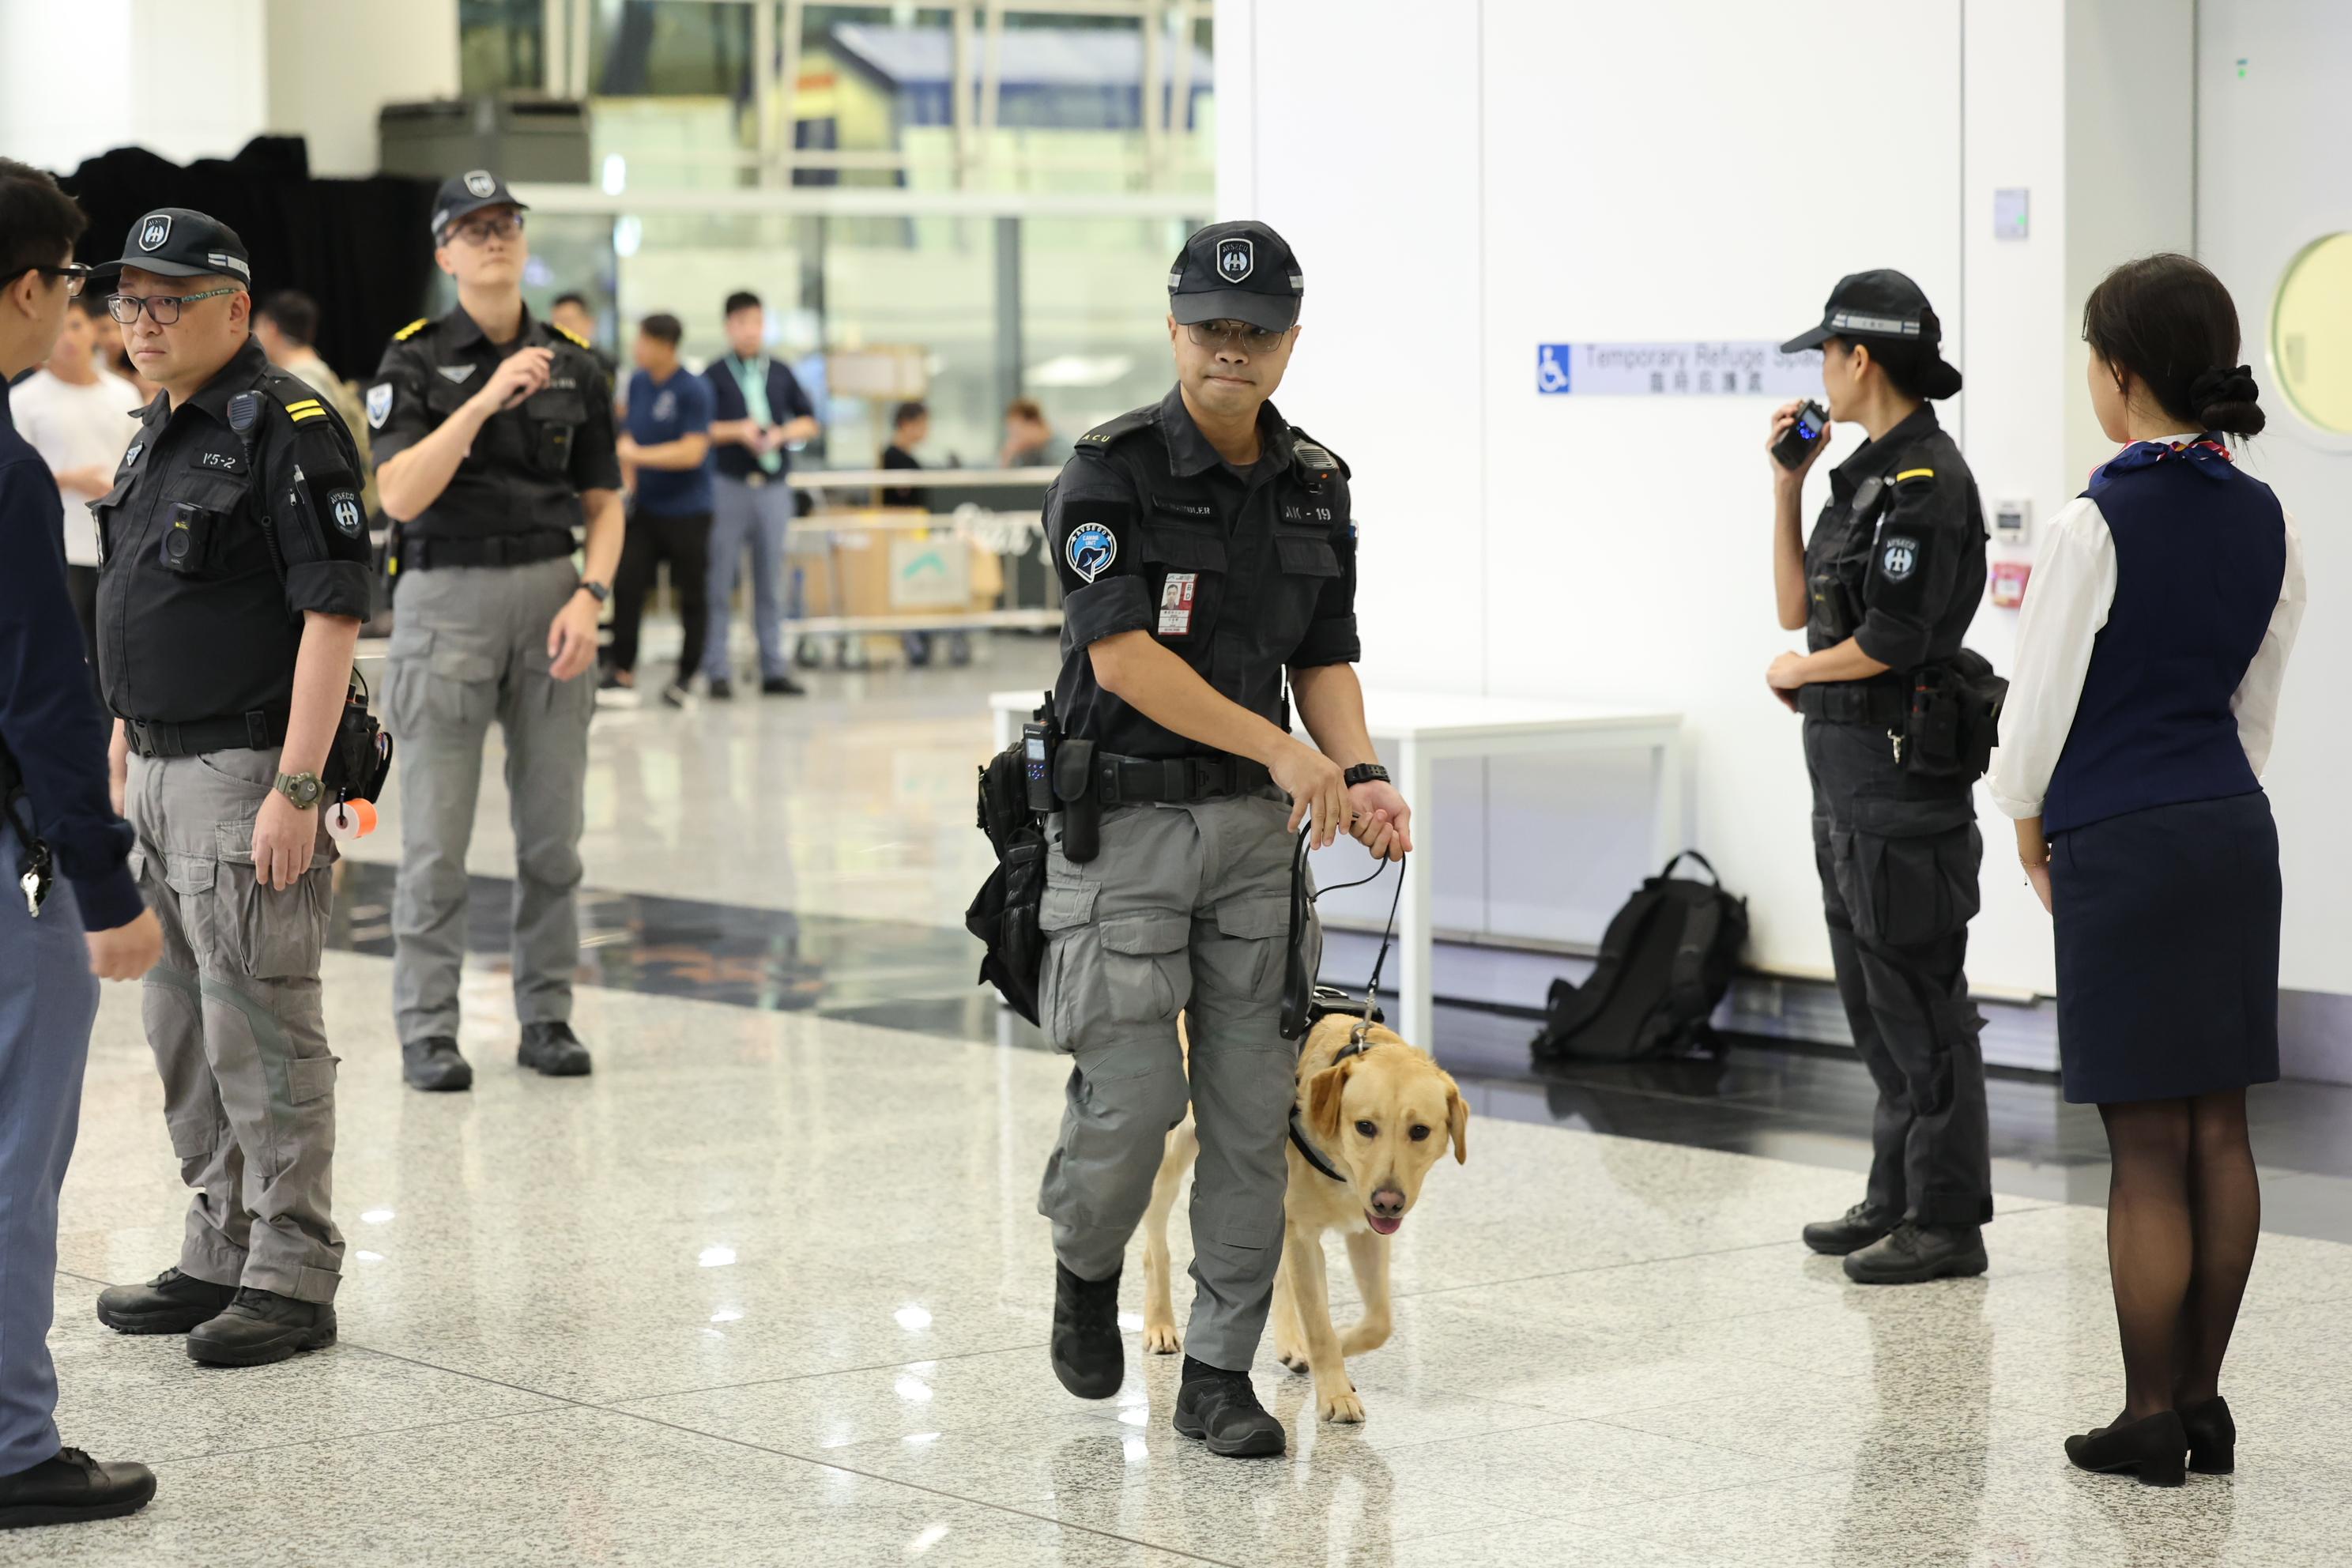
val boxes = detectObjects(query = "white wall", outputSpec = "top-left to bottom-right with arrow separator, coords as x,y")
1220,0 -> 2216,1007
0,0 -> 268,173
263,0 -> 460,177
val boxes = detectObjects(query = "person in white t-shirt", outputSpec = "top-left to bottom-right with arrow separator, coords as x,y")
10,295 -> 143,662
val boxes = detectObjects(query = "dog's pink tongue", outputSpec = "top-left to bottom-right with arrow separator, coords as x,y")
1366,1213 -> 1402,1236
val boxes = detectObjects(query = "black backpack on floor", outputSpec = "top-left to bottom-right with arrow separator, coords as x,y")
1531,851 -> 1748,1063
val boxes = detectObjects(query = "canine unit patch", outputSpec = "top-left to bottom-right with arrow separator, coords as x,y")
366,383 -> 394,429
1157,572 -> 1198,638
330,491 -> 365,537
1881,536 -> 1920,581
1065,522 -> 1117,584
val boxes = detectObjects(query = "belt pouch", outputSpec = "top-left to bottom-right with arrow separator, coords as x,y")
1054,739 -> 1100,864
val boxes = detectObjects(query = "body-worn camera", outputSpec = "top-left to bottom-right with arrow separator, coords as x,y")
160,502 -> 224,575
1773,401 -> 1830,470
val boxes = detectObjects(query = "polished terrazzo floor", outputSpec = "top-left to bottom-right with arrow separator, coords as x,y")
18,638 -> 2352,1566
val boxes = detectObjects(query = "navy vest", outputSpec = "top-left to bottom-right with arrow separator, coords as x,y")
2044,441 -> 2285,834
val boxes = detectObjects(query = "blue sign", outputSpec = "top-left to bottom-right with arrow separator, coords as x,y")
1536,341 -> 1822,398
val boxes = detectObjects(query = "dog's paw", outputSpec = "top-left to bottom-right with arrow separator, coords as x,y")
1142,1321 -> 1182,1355
1276,1344 -> 1310,1375
1338,1324 -> 1390,1358
1319,1387 -> 1366,1424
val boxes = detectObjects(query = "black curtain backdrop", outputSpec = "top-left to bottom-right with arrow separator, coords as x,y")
59,136 -> 439,385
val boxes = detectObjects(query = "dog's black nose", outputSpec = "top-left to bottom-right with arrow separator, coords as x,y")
1370,1188 -> 1405,1218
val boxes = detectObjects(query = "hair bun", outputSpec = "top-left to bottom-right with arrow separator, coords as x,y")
2189,363 -> 2259,414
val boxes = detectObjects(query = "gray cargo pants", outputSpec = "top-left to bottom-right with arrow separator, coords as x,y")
385,558 -> 594,1043
1036,788 -> 1316,1373
126,748 -> 344,1302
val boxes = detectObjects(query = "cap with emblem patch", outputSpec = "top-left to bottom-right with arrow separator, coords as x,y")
431,169 -> 529,240
1780,268 -> 1963,399
1168,220 -> 1303,332
89,208 -> 251,284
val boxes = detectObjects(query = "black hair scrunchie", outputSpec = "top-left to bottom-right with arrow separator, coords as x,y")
2189,363 -> 2259,411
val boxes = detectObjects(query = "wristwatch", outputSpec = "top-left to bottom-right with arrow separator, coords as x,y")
273,771 -> 324,809
1343,763 -> 1391,788
579,579 -> 611,605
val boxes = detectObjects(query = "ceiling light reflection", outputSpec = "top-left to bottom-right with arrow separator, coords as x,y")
893,1306 -> 932,1331
699,1246 -> 737,1268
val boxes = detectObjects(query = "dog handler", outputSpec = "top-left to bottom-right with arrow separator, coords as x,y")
1035,220 -> 1412,1459
1766,271 -> 1996,1284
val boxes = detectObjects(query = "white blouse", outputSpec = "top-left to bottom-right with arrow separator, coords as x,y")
1988,440 -> 2308,821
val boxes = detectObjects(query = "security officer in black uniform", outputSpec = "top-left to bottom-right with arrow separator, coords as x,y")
1765,270 -> 1994,1284
1035,220 -> 1412,1459
368,171 -> 625,1093
81,209 -> 375,1364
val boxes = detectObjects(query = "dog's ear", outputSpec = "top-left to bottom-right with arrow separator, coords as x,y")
1442,1074 -> 1469,1165
1308,1059 -> 1355,1146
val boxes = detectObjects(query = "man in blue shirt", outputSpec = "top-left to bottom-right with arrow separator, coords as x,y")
608,313 -> 714,708
702,290 -> 819,698
0,156 -> 162,1530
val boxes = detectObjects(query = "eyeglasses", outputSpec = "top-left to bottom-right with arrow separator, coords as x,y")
105,286 -> 239,326
445,213 -> 525,247
1185,319 -> 1289,355
29,262 -> 92,297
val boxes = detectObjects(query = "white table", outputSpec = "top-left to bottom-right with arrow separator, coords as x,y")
988,688 -> 1687,1048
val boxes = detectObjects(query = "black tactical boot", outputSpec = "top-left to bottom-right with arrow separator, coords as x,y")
0,1447 -> 156,1530
1843,1221 -> 1988,1285
1174,1358 -> 1286,1458
1049,1261 -> 1123,1399
403,1035 -> 473,1092
186,1289 -> 337,1367
96,1268 -> 238,1335
518,1021 -> 593,1077
1802,1201 -> 1897,1257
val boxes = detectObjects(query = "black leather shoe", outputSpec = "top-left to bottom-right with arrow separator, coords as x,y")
403,1035 -> 473,1092
0,1447 -> 156,1529
518,1021 -> 593,1077
1842,1221 -> 1988,1284
186,1289 -> 337,1367
1174,1358 -> 1286,1457
1050,1261 -> 1123,1400
2066,1409 -> 2187,1486
707,677 -> 734,700
1802,1202 -> 1896,1257
760,675 -> 806,697
2179,1395 -> 2235,1474
95,1268 -> 237,1335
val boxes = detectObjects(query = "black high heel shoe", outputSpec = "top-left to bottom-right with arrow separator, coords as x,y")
2178,1396 -> 2235,1474
2065,1411 -> 2187,1487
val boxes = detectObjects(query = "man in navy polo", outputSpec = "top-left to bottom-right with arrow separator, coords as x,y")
700,290 -> 818,698
609,312 -> 715,707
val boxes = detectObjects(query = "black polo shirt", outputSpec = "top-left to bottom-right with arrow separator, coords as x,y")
1806,403 -> 1987,669
92,338 -> 375,725
1046,384 -> 1359,759
366,305 -> 622,541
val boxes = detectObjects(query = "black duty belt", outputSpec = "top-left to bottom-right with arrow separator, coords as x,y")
401,531 -> 575,571
1796,678 -> 1907,726
1094,752 -> 1272,806
123,707 -> 289,760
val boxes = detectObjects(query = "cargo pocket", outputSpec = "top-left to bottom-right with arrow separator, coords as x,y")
214,825 -> 330,981
1038,884 -> 1192,1049
386,624 -> 499,732
1833,820 -> 1982,948
287,1054 -> 338,1106
1212,891 -> 1294,1001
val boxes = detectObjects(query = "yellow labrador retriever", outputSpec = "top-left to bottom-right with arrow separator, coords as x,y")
1140,1011 -> 1468,1423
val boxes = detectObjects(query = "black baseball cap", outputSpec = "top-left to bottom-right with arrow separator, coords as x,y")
1780,268 -> 1963,398
432,169 -> 529,239
1168,220 -> 1303,332
89,209 -> 251,284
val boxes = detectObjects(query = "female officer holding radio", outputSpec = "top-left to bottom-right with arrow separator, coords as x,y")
1763,270 -> 1996,1286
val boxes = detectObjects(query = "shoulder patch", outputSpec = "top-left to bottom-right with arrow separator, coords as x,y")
1076,405 -> 1157,449
549,322 -> 591,349
1894,467 -> 1936,484
392,318 -> 431,342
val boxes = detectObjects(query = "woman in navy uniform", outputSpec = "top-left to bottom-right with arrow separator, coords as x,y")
1994,255 -> 2302,1483
1765,271 -> 1996,1285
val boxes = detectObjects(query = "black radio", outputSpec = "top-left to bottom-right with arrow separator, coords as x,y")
1022,692 -> 1057,816
1773,401 -> 1830,470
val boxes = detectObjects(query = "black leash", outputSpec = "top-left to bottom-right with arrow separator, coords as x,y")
1284,827 -> 1407,1183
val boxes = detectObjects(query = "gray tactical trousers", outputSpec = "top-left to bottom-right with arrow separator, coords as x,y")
385,558 -> 594,1043
1036,788 -> 1317,1373
126,748 -> 344,1302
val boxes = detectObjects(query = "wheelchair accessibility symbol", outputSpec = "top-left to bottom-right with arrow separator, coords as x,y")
1536,345 -> 1572,395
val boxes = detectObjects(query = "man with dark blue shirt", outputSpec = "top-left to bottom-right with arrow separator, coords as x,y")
702,290 -> 818,698
0,156 -> 161,1531
609,313 -> 714,707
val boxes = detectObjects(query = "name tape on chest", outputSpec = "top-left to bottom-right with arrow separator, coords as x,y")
199,450 -> 239,471
1157,572 -> 1198,638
